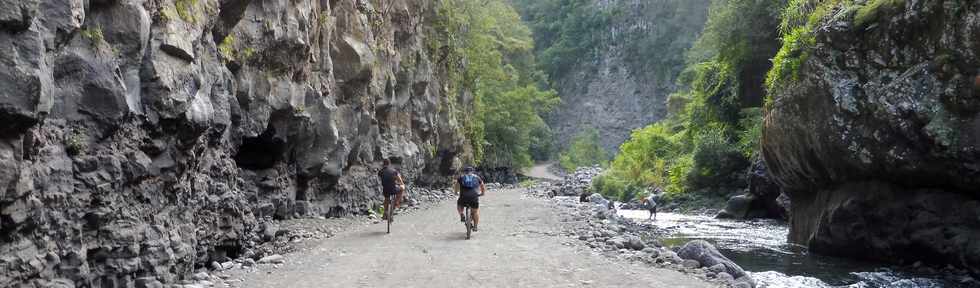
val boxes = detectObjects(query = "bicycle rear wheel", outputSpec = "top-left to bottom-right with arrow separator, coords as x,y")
464,208 -> 472,239
386,208 -> 392,234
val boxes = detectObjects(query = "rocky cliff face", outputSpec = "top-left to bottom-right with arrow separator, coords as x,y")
0,0 -> 469,286
548,0 -> 709,153
763,0 -> 980,271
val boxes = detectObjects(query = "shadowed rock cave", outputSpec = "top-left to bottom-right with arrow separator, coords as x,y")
234,128 -> 286,170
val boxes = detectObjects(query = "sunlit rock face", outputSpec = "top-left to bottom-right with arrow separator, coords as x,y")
545,0 -> 710,153
763,0 -> 980,271
0,0 -> 470,286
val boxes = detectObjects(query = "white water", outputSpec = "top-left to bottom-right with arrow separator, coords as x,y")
617,210 -> 970,288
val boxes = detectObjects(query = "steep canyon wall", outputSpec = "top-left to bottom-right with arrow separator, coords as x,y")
0,0 -> 469,286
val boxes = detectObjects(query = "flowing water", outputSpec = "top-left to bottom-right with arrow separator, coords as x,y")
617,210 -> 976,288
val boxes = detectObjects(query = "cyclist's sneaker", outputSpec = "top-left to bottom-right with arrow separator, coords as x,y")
472,225 -> 478,232
460,214 -> 465,222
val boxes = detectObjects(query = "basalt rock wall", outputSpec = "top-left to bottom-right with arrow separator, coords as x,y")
0,0 -> 470,286
763,0 -> 980,271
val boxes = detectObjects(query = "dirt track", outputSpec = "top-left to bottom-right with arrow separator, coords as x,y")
523,163 -> 563,181
238,188 -> 713,288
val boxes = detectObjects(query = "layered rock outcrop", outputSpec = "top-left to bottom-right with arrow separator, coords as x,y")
763,0 -> 980,270
0,0 -> 469,286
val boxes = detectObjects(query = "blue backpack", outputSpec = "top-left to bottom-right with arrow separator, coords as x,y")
460,173 -> 480,189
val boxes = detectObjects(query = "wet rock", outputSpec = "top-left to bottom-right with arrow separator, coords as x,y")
719,158 -> 788,220
734,276 -> 756,288
677,240 -> 747,279
717,194 -> 754,219
732,281 -> 752,288
716,272 -> 734,282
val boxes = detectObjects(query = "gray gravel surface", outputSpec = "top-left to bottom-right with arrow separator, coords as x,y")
236,188 -> 714,288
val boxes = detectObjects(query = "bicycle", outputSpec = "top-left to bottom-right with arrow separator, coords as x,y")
462,194 -> 483,240
386,204 -> 394,234
386,186 -> 405,234
463,206 -> 473,239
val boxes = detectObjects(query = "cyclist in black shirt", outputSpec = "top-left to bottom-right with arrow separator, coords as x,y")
377,159 -> 406,220
455,166 -> 486,231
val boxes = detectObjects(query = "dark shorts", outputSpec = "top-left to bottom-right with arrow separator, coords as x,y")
384,186 -> 403,197
457,194 -> 479,209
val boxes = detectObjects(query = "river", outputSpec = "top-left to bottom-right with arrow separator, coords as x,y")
617,210 -> 975,288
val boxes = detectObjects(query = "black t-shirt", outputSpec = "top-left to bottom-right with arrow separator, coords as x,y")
457,174 -> 482,198
378,166 -> 400,194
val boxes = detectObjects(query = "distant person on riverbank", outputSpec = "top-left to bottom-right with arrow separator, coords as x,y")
377,159 -> 406,220
642,192 -> 659,220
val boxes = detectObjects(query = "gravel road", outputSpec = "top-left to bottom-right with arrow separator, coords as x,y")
238,188 -> 714,288
524,163 -> 563,181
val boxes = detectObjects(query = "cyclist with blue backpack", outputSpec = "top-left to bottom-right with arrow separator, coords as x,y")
456,166 -> 486,231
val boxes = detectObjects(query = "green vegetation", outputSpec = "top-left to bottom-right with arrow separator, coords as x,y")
218,34 -> 256,63
514,0 -> 710,82
431,0 -> 560,169
218,35 -> 236,59
766,0 -> 851,92
511,0 -> 615,78
593,0 -> 786,203
80,25 -> 105,46
175,0 -> 198,23
558,128 -> 607,171
766,26 -> 815,92
160,8 -> 177,22
854,0 -> 904,27
65,130 -> 87,156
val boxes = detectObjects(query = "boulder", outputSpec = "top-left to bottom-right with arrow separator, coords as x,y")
677,240 -> 747,279
626,236 -> 645,251
763,1 -> 980,269
718,158 -> 788,220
